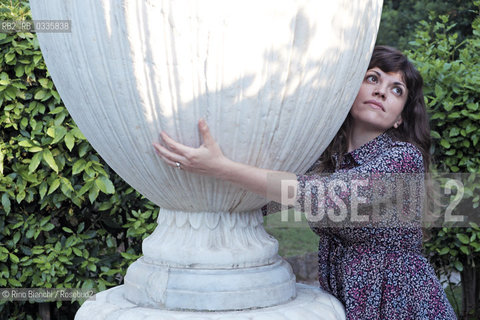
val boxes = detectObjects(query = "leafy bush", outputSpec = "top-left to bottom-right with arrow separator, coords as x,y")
407,3 -> 480,318
0,2 -> 158,319
378,0 -> 478,50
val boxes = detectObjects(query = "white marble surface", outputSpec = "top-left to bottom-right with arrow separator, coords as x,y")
123,256 -> 296,310
121,209 -> 297,310
140,209 -> 278,268
75,284 -> 346,320
30,0 -> 383,212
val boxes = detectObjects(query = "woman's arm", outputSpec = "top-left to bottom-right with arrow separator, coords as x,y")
152,119 -> 297,203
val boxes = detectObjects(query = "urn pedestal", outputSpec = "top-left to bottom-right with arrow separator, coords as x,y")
29,0 -> 383,319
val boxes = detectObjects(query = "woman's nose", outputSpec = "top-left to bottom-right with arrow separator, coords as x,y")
373,87 -> 386,99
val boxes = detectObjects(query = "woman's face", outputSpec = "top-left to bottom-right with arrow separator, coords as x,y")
350,67 -> 408,135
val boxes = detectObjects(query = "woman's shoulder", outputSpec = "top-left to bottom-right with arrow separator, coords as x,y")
378,138 -> 425,173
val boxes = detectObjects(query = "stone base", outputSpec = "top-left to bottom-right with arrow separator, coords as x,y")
75,284 -> 345,320
123,257 -> 296,311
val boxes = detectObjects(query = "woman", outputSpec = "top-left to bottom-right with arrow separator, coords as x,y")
153,46 -> 456,319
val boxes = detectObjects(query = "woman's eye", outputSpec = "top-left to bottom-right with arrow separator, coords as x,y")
366,75 -> 377,83
393,87 -> 403,96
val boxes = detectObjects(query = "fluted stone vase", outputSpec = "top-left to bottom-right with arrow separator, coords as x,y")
30,0 -> 383,319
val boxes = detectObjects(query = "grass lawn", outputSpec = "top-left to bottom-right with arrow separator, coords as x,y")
263,210 -> 319,257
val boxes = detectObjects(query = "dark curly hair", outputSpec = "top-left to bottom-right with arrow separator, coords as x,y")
317,45 -> 431,172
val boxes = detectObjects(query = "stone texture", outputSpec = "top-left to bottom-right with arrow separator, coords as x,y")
30,0 -> 383,212
123,254 -> 296,311
75,284 -> 345,320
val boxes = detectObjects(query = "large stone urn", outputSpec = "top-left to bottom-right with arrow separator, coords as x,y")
30,0 -> 383,319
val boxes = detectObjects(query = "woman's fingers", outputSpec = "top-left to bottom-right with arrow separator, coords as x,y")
160,131 -> 193,155
198,119 -> 216,147
153,142 -> 188,166
153,120 -> 224,175
157,154 -> 180,168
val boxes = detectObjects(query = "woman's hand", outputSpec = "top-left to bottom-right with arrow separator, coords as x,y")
153,118 -> 298,202
153,119 -> 231,178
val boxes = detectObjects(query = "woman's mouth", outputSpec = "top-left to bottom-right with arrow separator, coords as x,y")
365,100 -> 385,112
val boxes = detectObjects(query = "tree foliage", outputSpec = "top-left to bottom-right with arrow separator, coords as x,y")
407,2 -> 480,318
378,0 -> 478,50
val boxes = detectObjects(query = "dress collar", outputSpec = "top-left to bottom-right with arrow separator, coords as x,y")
349,132 -> 393,165
335,132 -> 393,168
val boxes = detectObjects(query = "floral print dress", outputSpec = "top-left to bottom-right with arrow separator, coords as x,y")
296,132 -> 457,320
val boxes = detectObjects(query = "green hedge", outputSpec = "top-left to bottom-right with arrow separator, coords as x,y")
0,2 -> 158,319
407,3 -> 480,318
377,0 -> 478,50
